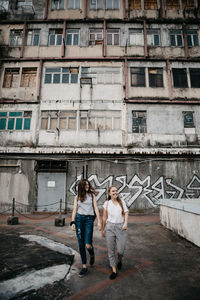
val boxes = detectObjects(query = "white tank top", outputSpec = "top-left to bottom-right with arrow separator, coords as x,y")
77,193 -> 95,216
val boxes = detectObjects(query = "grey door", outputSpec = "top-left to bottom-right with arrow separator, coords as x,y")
37,172 -> 66,212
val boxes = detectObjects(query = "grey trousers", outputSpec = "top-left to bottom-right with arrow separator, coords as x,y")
105,221 -> 127,268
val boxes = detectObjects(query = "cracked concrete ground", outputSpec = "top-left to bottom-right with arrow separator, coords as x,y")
0,213 -> 200,300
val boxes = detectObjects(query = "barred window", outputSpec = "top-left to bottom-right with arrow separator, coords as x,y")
3,68 -> 20,88
148,68 -> 163,88
131,67 -> 145,87
132,111 -> 147,133
0,111 -> 32,131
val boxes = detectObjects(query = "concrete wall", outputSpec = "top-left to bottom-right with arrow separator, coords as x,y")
160,199 -> 200,247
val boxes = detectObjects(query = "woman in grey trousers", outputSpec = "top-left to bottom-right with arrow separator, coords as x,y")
102,186 -> 128,280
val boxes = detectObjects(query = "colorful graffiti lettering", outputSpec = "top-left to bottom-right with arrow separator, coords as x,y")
69,174 -> 200,208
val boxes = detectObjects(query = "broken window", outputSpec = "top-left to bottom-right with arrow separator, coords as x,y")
0,111 -> 32,131
66,29 -> 79,45
26,29 -> 40,46
131,67 -> 145,87
183,112 -> 194,128
21,68 -> 37,87
106,0 -> 119,9
172,68 -> 188,88
187,30 -> 199,47
3,68 -> 20,88
89,28 -> 103,45
170,30 -> 183,47
132,111 -> 147,133
189,68 -> 200,88
81,67 -> 121,84
182,0 -> 195,9
90,0 -> 103,9
52,0 -> 64,9
44,67 -> 78,84
129,0 -> 141,10
106,29 -> 120,45
10,30 -> 23,46
80,110 -> 121,130
129,29 -> 144,46
144,0 -> 157,10
167,0 -> 179,9
148,68 -> 163,88
49,29 -> 62,46
147,29 -> 160,46
68,0 -> 80,9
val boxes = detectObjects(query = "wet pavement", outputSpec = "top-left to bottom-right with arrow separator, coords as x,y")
0,213 -> 200,300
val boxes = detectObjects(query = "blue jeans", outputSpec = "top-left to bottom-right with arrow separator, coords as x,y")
75,213 -> 95,264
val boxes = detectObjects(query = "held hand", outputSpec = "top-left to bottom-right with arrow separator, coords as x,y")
98,222 -> 102,231
122,223 -> 127,231
71,224 -> 76,231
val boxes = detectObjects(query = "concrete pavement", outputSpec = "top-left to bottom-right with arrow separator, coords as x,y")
0,213 -> 200,300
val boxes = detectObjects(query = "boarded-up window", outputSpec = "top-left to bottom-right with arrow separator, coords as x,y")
167,0 -> 179,9
182,0 -> 194,9
129,0 -> 141,10
183,112 -> 194,128
129,29 -> 144,46
148,68 -> 163,87
172,68 -> 188,88
189,68 -> 200,88
89,29 -> 103,45
132,111 -> 147,133
131,67 -> 145,86
144,0 -> 157,9
21,68 -> 37,87
3,68 -> 20,88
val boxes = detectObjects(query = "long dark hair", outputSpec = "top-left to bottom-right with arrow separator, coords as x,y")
77,179 -> 96,202
108,186 -> 124,215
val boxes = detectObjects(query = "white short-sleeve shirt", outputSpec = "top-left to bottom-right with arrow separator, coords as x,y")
103,199 -> 128,224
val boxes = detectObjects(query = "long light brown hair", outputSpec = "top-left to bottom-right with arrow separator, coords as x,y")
77,179 -> 96,202
108,186 -> 124,215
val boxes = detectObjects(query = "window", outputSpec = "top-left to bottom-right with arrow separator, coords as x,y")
129,0 -> 141,9
44,67 -> 78,84
148,68 -> 163,87
132,111 -> 147,133
182,0 -> 195,9
81,67 -> 121,84
187,30 -> 199,47
106,0 -> 119,9
147,29 -> 160,46
10,30 -> 23,46
26,29 -> 40,46
52,0 -> 64,9
49,29 -> 62,46
21,68 -> 37,87
3,69 -> 20,88
89,29 -> 103,45
189,69 -> 200,88
170,30 -> 183,47
167,0 -> 179,9
68,0 -> 80,9
106,29 -> 120,45
129,29 -> 144,46
66,29 -> 79,45
90,0 -> 103,9
0,111 -> 32,131
183,112 -> 194,128
172,68 -> 188,88
144,0 -> 157,10
41,111 -> 77,130
131,67 -> 145,87
0,0 -> 9,11
80,110 -> 121,130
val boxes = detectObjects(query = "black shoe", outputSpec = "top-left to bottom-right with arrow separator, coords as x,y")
79,268 -> 88,278
109,272 -> 118,280
90,254 -> 95,266
117,260 -> 122,270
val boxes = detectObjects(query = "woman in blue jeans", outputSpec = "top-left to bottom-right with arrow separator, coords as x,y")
71,179 -> 101,277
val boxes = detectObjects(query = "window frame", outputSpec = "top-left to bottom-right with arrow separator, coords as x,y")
169,30 -> 183,47
187,30 -> 199,47
189,68 -> 200,88
148,67 -> 163,88
66,29 -> 79,46
106,29 -> 120,46
183,111 -> 194,128
49,29 -> 63,46
26,29 -> 40,46
89,28 -> 103,45
90,0 -> 103,9
129,28 -> 144,46
44,67 -> 79,84
9,29 -> 23,46
52,0 -> 64,10
68,0 -> 81,9
0,111 -> 32,131
131,67 -> 146,87
172,68 -> 188,88
3,68 -> 20,88
147,29 -> 160,46
132,111 -> 147,133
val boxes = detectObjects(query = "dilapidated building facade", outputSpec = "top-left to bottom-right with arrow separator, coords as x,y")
0,0 -> 200,213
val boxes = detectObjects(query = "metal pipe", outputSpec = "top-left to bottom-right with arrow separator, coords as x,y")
143,20 -> 147,58
37,59 -> 43,100
123,0 -> 126,19
61,20 -> 66,58
183,23 -> 189,58
44,0 -> 49,20
167,59 -> 173,100
84,0 -> 87,19
103,19 -> 106,57
124,56 -> 128,100
20,22 -> 26,58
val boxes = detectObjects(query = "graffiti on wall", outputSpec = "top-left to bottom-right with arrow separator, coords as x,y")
69,174 -> 200,208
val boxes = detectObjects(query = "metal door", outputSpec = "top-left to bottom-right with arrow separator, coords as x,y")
37,172 -> 66,212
